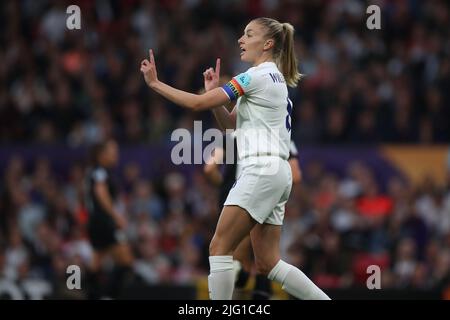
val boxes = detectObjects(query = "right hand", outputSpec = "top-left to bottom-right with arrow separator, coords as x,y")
205,147 -> 224,165
203,58 -> 221,92
140,49 -> 159,88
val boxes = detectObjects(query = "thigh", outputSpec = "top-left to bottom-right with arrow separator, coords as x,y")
210,205 -> 257,256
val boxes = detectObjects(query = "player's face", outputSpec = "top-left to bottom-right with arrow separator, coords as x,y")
238,21 -> 268,64
103,140 -> 119,167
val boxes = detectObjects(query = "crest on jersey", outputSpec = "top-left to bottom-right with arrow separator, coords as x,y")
237,73 -> 251,87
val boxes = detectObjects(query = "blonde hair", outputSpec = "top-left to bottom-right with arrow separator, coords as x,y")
253,17 -> 302,87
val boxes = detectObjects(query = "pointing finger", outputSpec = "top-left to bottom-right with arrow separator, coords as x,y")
215,58 -> 221,75
149,49 -> 155,64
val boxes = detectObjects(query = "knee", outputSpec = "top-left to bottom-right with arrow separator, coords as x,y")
209,238 -> 216,256
114,245 -> 134,267
209,236 -> 221,256
209,235 -> 233,256
254,258 -> 278,276
120,252 -> 134,267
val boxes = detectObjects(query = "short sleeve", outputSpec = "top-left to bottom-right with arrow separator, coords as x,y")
289,140 -> 299,159
92,168 -> 108,182
221,71 -> 260,101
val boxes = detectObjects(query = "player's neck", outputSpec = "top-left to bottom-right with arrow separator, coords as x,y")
253,54 -> 274,67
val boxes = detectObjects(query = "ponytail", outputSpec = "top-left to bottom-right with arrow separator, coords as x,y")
280,23 -> 302,87
253,17 -> 302,87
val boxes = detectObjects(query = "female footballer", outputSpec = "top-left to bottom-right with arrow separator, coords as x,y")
140,17 -> 329,300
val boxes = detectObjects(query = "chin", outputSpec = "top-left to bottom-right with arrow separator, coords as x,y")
240,54 -> 250,62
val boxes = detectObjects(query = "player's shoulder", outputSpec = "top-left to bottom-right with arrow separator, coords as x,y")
235,62 -> 277,87
91,166 -> 108,182
289,140 -> 299,157
245,62 -> 278,76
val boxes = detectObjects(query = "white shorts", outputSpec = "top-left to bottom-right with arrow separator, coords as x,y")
224,156 -> 292,225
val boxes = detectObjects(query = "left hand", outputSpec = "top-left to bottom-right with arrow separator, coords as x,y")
140,49 -> 158,88
203,58 -> 221,92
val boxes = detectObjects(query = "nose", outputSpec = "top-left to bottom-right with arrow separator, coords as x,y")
238,36 -> 244,45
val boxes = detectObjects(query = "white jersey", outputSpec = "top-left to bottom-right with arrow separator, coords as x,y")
221,62 -> 292,161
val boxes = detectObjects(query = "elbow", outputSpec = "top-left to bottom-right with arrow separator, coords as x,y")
192,93 -> 222,111
191,97 -> 208,112
191,101 -> 201,111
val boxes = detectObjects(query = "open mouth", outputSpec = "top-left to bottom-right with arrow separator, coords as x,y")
240,48 -> 246,56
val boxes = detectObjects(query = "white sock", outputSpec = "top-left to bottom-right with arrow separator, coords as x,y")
268,260 -> 331,300
208,256 -> 235,300
232,260 -> 242,283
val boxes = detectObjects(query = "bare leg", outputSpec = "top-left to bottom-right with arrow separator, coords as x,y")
87,250 -> 108,299
233,235 -> 252,296
107,242 -> 134,299
251,223 -> 330,300
208,205 -> 256,299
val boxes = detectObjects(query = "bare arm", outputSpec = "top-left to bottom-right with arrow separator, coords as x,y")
203,58 -> 237,130
150,81 -> 230,111
211,105 -> 237,131
289,158 -> 302,184
141,50 -> 230,111
204,147 -> 225,186
94,182 -> 126,228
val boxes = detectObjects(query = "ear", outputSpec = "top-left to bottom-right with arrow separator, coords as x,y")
263,39 -> 275,51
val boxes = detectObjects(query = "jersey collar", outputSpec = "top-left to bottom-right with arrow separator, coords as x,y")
255,61 -> 276,68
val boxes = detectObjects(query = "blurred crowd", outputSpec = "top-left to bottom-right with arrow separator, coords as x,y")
0,154 -> 218,298
1,153 -> 450,298
0,0 -> 449,145
283,160 -> 450,292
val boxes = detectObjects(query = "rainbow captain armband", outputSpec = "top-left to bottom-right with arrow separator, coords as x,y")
221,73 -> 251,101
222,78 -> 244,101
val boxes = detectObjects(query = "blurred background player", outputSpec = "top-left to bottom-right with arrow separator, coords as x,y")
85,139 -> 134,299
204,138 -> 301,299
